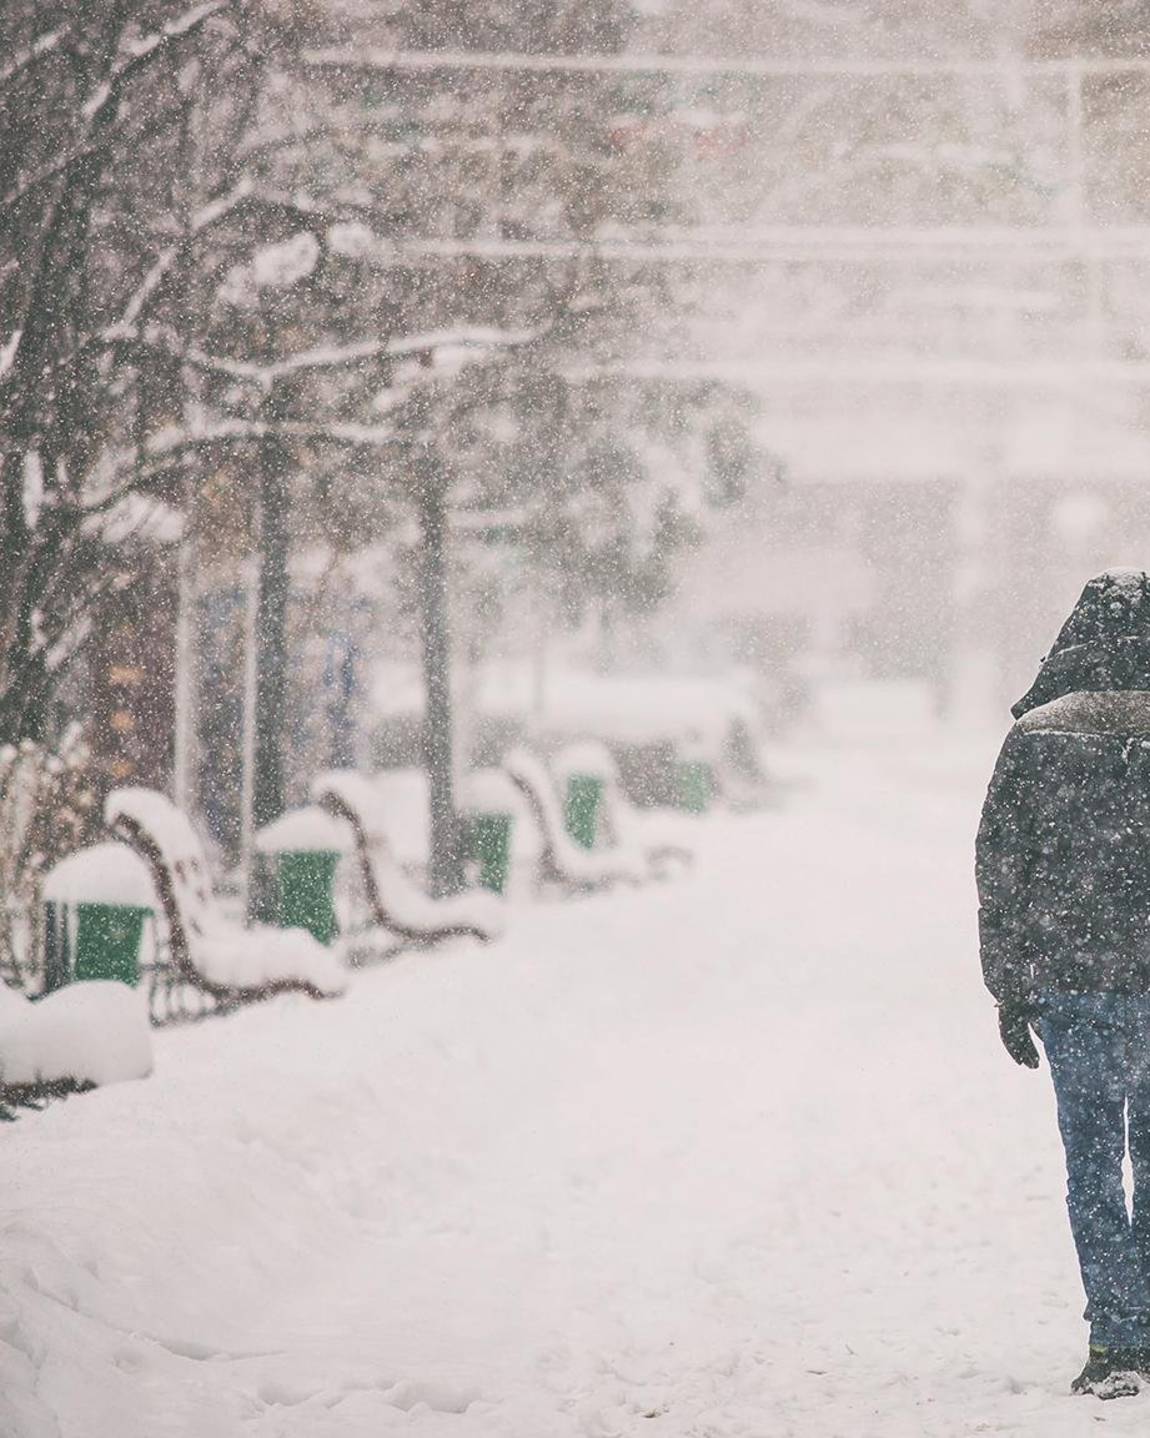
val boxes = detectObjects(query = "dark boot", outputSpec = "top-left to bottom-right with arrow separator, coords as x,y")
1071,1346 -> 1142,1399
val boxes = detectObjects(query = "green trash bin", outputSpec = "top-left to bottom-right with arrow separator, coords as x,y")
564,773 -> 604,850
74,902 -> 151,985
42,842 -> 156,989
675,759 -> 714,815
254,807 -> 351,946
273,850 -> 341,945
462,811 -> 513,894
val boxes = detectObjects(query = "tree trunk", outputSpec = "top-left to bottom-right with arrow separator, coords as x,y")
416,471 -> 463,898
253,440 -> 291,832
247,436 -> 291,921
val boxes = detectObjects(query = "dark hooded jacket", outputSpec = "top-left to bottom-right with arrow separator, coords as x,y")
976,569 -> 1150,1002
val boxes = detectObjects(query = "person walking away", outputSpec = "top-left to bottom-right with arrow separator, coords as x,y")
977,568 -> 1150,1400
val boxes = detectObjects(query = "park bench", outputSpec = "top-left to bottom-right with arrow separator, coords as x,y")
503,747 -> 647,891
552,741 -> 695,880
105,787 -> 348,1010
311,771 -> 505,948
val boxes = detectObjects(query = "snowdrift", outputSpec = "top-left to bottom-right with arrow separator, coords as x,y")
0,980 -> 152,1090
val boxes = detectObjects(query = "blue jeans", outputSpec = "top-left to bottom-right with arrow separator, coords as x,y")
1038,993 -> 1150,1349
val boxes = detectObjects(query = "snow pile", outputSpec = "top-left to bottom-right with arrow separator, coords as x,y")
42,842 -> 157,908
254,806 -> 356,856
0,980 -> 152,1089
312,771 -> 506,943
104,786 -> 208,866
192,927 -> 349,998
105,787 -> 348,999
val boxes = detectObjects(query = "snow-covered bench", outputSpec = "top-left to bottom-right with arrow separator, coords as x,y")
503,748 -> 647,891
458,766 -> 544,896
311,771 -> 505,949
0,979 -> 152,1113
552,741 -> 695,880
105,788 -> 348,1006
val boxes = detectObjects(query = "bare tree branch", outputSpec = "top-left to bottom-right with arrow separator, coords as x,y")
0,25 -> 69,92
104,321 -> 543,390
80,1 -> 230,126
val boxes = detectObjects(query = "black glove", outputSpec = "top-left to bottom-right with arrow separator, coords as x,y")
998,1000 -> 1040,1069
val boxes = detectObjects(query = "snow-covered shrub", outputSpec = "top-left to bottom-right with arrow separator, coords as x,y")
0,729 -> 101,991
0,980 -> 152,1090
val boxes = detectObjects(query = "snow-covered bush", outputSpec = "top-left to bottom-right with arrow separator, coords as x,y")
0,980 -> 152,1091
0,729 -> 101,991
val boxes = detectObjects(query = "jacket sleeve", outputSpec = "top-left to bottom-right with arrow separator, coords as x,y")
975,728 -> 1034,1003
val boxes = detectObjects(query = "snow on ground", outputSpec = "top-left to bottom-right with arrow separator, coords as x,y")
0,980 -> 152,1089
2,733 -> 1143,1436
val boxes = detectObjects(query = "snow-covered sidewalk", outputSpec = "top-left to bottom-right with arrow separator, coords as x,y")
2,737 -> 1140,1436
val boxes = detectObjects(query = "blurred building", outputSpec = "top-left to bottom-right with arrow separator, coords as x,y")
668,390 -> 1150,728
